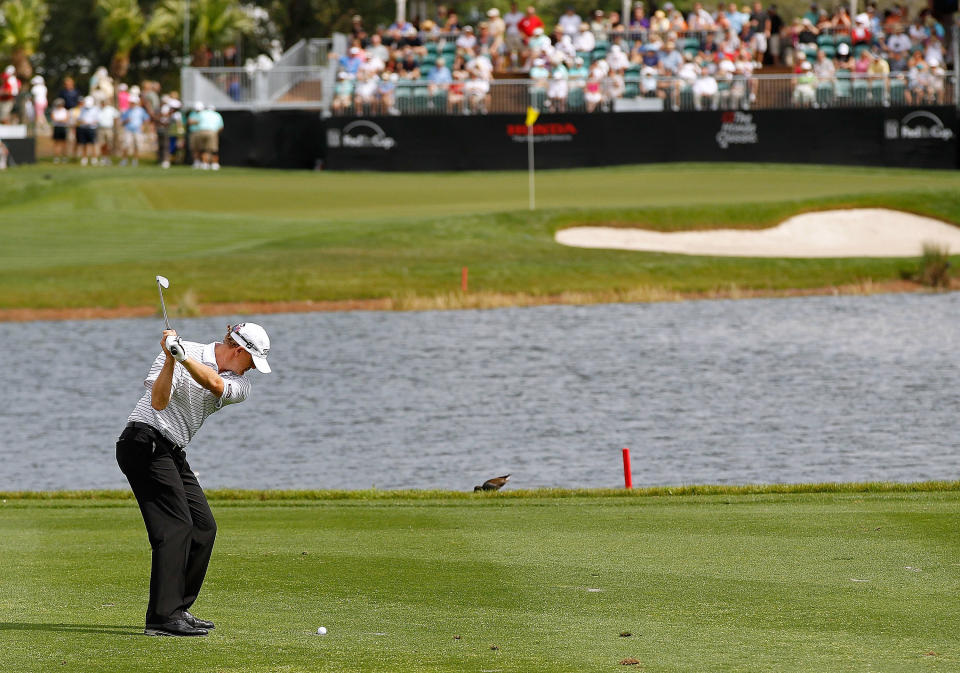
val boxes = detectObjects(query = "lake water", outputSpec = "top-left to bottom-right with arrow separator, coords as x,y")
2,292 -> 959,492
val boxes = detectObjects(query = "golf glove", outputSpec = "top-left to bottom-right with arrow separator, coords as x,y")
166,335 -> 186,362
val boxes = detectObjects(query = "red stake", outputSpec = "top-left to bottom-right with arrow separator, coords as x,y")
622,448 -> 633,489
461,266 -> 468,293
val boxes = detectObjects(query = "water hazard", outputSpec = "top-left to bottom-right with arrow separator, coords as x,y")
2,292 -> 959,491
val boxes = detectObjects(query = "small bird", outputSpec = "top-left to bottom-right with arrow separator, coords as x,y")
474,474 -> 510,491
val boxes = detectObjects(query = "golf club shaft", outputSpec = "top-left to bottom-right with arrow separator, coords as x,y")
156,283 -> 172,331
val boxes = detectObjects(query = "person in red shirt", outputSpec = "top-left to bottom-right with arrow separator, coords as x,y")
0,65 -> 21,123
518,5 -> 544,38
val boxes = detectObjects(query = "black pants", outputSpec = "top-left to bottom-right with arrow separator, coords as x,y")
116,424 -> 217,626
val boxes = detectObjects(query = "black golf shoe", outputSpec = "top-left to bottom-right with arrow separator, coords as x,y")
183,611 -> 215,630
144,619 -> 208,637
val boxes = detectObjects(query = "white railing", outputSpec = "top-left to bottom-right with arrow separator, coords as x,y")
182,67 -> 956,114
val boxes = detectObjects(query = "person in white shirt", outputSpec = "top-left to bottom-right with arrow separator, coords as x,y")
503,2 -> 525,67
574,23 -> 596,52
31,75 -> 48,130
557,7 -> 582,36
97,100 -> 119,165
117,322 -> 271,638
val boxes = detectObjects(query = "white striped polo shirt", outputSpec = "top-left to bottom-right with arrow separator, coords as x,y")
127,340 -> 251,448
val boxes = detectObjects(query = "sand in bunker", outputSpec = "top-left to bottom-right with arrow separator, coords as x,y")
555,209 -> 960,258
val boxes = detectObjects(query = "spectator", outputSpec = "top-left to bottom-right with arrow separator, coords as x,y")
924,37 -> 944,68
117,83 -> 130,113
444,10 -> 462,33
689,2 -> 715,30
59,76 -> 80,110
353,68 -> 379,111
50,98 -> 69,162
398,47 -> 421,78
792,60 -> 816,105
694,57 -> 720,110
607,44 -> 630,72
519,6 -> 544,40
558,7 -> 582,37
503,3 -> 525,68
589,10 -> 606,38
75,97 -> 99,165
456,25 -> 478,57
607,10 -> 626,32
487,9 -> 506,68
766,5 -> 784,65
853,47 -> 871,76
569,56 -> 589,90
885,25 -> 911,57
331,73 -> 354,114
427,57 -> 453,95
91,67 -> 115,105
367,34 -> 390,63
835,42 -> 854,69
120,96 -> 150,167
1,66 -> 20,123
575,23 -> 596,53
447,69 -> 467,113
339,47 -> 365,75
378,72 -> 399,115
97,98 -> 119,165
30,75 -> 48,130
813,48 -> 835,80
631,4 -> 651,30
851,13 -> 872,46
584,62 -> 605,112
547,54 -> 569,111
197,104 -> 224,169
465,56 -> 493,114
832,6 -> 852,32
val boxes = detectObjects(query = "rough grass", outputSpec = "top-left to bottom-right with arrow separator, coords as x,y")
3,490 -> 959,672
3,163 -> 960,312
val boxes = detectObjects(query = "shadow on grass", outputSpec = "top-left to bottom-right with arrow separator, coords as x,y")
0,622 -> 141,635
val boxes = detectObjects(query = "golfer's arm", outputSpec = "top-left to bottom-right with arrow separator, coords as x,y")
181,358 -> 225,397
151,356 -> 175,410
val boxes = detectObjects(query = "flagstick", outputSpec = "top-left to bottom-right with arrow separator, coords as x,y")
527,122 -> 535,211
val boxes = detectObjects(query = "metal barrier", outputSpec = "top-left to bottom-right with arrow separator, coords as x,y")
327,73 -> 957,116
182,65 -> 955,116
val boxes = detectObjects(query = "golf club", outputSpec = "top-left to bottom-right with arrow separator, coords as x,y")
155,275 -> 184,359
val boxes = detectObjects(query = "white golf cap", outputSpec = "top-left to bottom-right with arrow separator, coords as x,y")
230,322 -> 271,373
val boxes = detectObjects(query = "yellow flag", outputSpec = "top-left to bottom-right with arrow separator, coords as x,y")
525,107 -> 540,127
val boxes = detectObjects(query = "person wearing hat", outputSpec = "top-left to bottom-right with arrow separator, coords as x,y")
119,94 -> 150,166
117,322 -> 272,637
0,65 -> 20,123
30,75 -> 48,130
75,96 -> 100,165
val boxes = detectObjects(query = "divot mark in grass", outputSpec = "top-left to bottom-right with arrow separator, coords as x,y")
620,658 -> 641,665
620,632 -> 633,638
904,566 -> 922,572
587,588 -> 603,592
850,578 -> 871,582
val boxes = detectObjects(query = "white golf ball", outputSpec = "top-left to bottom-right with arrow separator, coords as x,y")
316,626 -> 327,635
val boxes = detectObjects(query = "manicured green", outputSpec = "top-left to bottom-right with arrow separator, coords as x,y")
3,163 -> 960,309
2,489 -> 958,672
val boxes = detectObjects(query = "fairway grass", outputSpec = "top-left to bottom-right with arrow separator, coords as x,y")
3,163 -> 960,314
3,489 -> 958,672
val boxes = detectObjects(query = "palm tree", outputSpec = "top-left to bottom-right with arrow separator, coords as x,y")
153,0 -> 254,67
0,0 -> 48,78
95,0 -> 152,79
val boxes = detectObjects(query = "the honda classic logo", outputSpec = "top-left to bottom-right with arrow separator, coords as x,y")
884,111 -> 954,141
327,120 -> 397,150
506,122 -> 577,143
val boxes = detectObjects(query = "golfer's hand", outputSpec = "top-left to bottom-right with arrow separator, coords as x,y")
162,330 -> 186,361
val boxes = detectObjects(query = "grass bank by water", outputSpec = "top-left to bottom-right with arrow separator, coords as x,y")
2,163 -> 960,315
2,488 -> 958,672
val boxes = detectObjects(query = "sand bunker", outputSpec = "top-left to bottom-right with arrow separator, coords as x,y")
555,209 -> 960,258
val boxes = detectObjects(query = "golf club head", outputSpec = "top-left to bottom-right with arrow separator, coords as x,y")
156,275 -> 170,289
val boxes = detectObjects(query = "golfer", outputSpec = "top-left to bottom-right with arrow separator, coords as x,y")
116,322 -> 271,637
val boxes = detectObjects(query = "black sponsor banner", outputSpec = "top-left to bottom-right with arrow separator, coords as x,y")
3,138 -> 36,165
219,110 -> 325,169
323,107 -> 958,171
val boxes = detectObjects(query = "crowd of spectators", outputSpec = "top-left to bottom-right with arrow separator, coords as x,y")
328,2 -> 954,114
0,65 -> 225,168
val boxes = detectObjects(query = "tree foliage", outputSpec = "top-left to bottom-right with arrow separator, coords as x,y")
0,0 -> 49,76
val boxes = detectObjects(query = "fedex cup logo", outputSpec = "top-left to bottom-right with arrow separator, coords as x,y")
327,120 -> 397,150
884,111 -> 955,141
